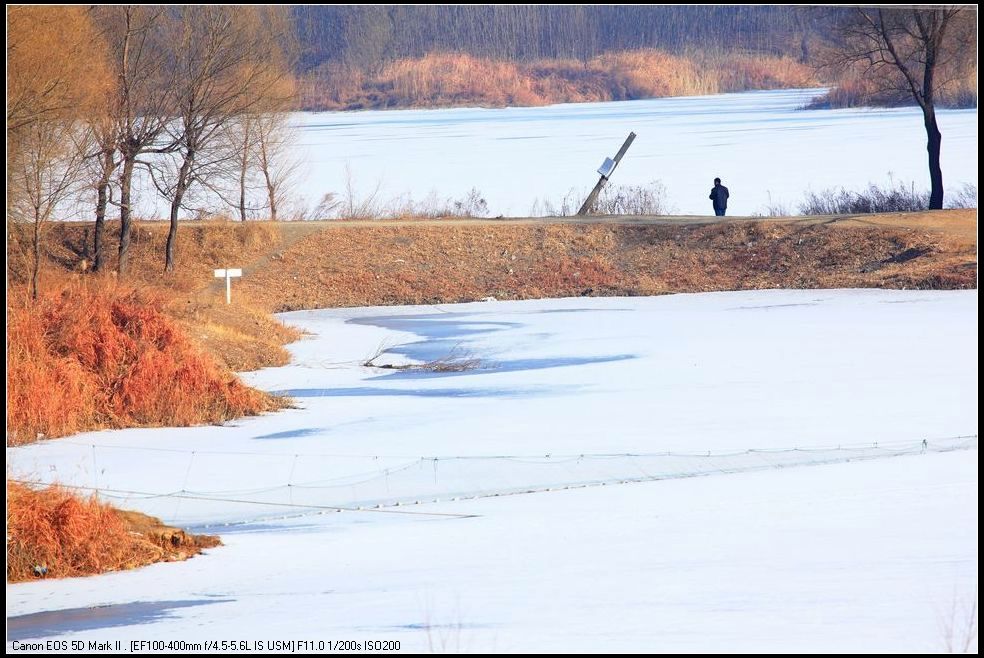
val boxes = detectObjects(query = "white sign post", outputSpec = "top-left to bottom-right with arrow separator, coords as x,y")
214,268 -> 242,304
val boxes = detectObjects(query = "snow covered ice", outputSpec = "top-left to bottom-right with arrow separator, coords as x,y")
6,290 -> 978,652
288,88 -> 977,216
123,89 -> 979,220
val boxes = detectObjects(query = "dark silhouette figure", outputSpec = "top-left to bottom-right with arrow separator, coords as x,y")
709,178 -> 729,216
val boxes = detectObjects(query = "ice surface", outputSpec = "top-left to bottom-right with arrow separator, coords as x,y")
114,89 -> 978,219
6,290 -> 978,651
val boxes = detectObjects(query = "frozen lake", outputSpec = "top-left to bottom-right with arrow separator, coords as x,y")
7,290 -> 978,651
288,88 -> 978,216
121,89 -> 977,220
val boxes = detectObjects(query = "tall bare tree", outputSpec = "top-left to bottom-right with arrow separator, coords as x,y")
9,122 -> 88,299
154,6 -> 295,271
84,110 -> 121,273
7,6 -> 111,290
253,112 -> 302,221
5,7 -> 107,135
827,7 -> 974,209
221,106 -> 302,222
95,5 -> 180,274
231,114 -> 258,221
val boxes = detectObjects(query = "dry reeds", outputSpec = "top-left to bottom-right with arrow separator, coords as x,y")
299,50 -> 820,110
6,278 -> 273,445
6,481 -> 151,581
6,481 -> 220,582
806,61 -> 977,110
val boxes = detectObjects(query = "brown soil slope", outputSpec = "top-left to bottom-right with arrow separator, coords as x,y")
239,211 -> 977,311
8,221 -> 303,371
11,211 -> 976,318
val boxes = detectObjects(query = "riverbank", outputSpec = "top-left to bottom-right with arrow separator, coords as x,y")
6,209 -> 975,582
298,51 -> 817,111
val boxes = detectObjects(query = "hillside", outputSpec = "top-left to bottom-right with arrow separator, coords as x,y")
11,210 -> 976,318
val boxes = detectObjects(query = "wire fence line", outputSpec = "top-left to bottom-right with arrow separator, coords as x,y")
37,434 -> 983,461
8,435 -> 977,529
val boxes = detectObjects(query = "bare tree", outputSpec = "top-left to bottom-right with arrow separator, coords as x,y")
9,121 -> 88,299
214,113 -> 262,221
85,112 -> 121,273
827,7 -> 974,209
219,110 -> 302,222
235,115 -> 257,221
154,6 -> 295,271
95,5 -> 180,274
253,112 -> 303,221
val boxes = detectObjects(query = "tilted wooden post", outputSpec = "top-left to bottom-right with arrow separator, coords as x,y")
577,132 -> 637,216
214,268 -> 242,304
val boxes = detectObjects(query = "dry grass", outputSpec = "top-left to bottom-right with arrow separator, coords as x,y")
177,297 -> 302,371
5,221 -> 294,582
6,278 -> 278,445
807,63 -> 977,110
618,219 -> 977,293
711,53 -> 817,92
299,51 -> 819,110
13,212 -> 976,317
7,220 -> 303,372
832,209 -> 977,248
231,214 -> 974,312
6,481 -> 219,582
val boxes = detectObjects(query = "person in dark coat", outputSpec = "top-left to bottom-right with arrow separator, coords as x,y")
709,177 -> 729,216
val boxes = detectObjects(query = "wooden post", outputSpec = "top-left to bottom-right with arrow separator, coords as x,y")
577,132 -> 637,216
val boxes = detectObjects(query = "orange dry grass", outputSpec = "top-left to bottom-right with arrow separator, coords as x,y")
229,217 -> 974,312
6,279 -> 272,445
299,50 -> 819,110
6,481 -> 220,582
382,54 -> 539,107
712,54 -> 816,93
7,219 -> 301,372
6,481 -> 155,581
591,50 -> 713,98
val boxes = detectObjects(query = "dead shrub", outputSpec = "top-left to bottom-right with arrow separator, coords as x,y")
6,279 -> 273,445
6,481 -> 220,582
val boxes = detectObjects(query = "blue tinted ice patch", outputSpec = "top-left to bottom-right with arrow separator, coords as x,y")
253,427 -> 328,440
727,302 -> 820,311
351,315 -> 521,338
272,387 -> 550,399
369,354 -> 638,380
531,307 -> 632,314
7,599 -> 230,641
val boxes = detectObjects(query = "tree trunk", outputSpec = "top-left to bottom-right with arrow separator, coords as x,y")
239,162 -> 248,221
923,107 -> 944,209
93,150 -> 115,272
165,151 -> 193,273
94,181 -> 108,272
118,155 -> 135,274
800,33 -> 810,63
266,179 -> 277,221
238,117 -> 252,221
262,157 -> 277,221
31,212 -> 42,300
165,187 -> 183,273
